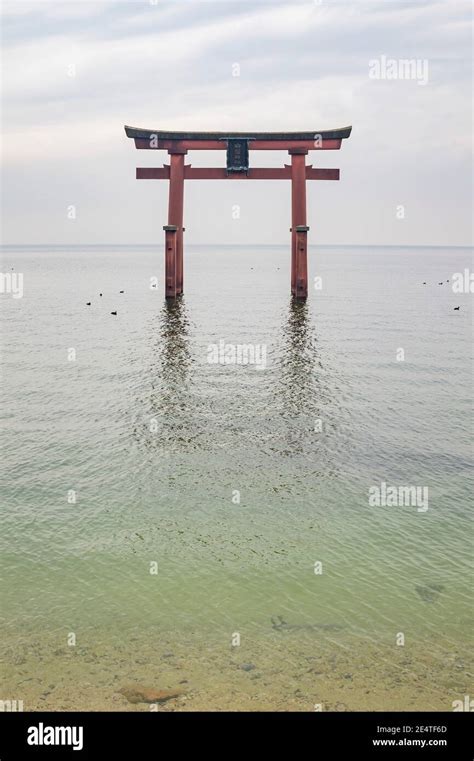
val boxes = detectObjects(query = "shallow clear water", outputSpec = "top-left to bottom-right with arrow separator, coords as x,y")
1,245 -> 472,710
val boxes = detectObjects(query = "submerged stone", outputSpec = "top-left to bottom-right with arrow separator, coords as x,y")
415,584 -> 445,603
118,684 -> 183,704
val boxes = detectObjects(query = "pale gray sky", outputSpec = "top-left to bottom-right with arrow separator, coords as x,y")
1,0 -> 472,245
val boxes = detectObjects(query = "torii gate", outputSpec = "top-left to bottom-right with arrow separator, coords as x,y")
124,126 -> 352,299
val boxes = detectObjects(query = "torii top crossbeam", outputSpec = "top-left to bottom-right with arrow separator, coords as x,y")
125,125 -> 351,146
124,125 -> 352,299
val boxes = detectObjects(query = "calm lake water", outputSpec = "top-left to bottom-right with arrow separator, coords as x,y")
1,244 -> 472,711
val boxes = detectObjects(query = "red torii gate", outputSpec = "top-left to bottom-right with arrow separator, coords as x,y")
124,126 -> 352,299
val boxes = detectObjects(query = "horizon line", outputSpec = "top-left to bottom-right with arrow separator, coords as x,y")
1,243 -> 472,249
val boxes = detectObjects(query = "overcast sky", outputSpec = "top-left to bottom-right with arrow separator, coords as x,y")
1,0 -> 472,246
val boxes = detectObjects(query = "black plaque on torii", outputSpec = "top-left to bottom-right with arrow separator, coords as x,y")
222,137 -> 254,174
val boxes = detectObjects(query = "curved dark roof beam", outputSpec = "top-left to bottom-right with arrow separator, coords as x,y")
124,125 -> 352,141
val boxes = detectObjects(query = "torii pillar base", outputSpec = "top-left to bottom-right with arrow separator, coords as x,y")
294,225 -> 309,299
163,225 -> 178,299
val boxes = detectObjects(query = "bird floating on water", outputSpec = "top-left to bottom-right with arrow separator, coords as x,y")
111,311 -> 117,315
86,302 -> 91,306
119,290 -> 124,293
454,306 -> 460,311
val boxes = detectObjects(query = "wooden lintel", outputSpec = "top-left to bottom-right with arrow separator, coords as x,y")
137,166 -> 340,180
134,138 -> 342,151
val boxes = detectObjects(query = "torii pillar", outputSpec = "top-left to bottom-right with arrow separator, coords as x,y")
290,148 -> 309,299
166,149 -> 186,297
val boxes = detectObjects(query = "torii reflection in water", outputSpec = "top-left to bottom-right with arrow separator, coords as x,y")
275,298 -> 352,468
133,298 -> 194,456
